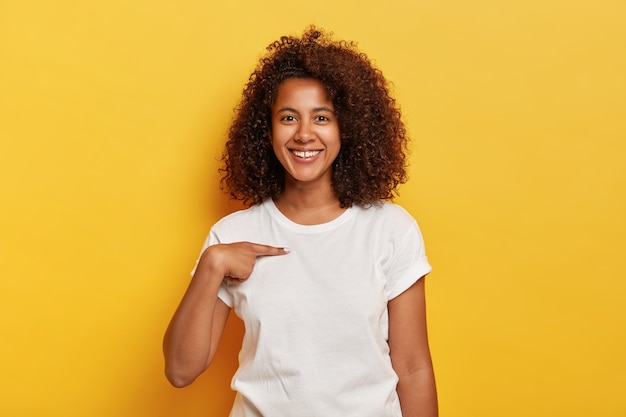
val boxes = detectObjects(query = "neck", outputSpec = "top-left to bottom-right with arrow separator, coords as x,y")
274,181 -> 345,225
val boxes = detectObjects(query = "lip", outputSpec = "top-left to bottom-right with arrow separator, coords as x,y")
289,149 -> 323,160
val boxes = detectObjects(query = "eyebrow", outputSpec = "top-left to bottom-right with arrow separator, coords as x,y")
275,106 -> 335,114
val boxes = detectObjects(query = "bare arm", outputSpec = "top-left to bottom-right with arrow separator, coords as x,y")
163,242 -> 289,387
388,277 -> 438,417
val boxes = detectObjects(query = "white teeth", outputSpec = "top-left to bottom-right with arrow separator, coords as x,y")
292,150 -> 321,158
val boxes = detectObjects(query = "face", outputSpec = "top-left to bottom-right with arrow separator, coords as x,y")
271,78 -> 340,189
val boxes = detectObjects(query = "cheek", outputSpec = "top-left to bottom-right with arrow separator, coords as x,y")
329,127 -> 341,148
271,125 -> 295,145
270,132 -> 286,158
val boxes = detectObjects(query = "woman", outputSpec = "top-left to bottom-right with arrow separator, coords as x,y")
164,27 -> 438,417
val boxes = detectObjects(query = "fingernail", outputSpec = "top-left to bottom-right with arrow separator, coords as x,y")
283,247 -> 291,253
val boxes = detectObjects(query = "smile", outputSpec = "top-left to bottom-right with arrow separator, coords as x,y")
291,150 -> 322,159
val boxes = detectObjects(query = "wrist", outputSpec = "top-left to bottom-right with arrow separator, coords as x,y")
194,246 -> 227,288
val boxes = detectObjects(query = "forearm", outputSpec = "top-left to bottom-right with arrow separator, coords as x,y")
163,258 -> 225,387
163,241 -> 287,387
396,367 -> 438,417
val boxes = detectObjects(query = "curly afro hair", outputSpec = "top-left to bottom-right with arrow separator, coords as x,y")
220,26 -> 409,207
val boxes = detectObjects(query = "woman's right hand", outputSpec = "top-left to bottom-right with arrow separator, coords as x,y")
164,242 -> 289,387
200,242 -> 290,282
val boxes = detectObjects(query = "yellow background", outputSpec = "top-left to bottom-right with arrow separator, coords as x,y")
1,0 -> 625,416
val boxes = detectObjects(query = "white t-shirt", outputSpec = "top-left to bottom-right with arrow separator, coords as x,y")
200,199 -> 431,417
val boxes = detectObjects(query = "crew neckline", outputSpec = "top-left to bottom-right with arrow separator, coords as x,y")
265,198 -> 356,233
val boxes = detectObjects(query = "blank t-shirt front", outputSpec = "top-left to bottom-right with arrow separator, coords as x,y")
200,199 -> 431,417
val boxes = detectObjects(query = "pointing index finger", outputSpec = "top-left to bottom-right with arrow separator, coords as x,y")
248,243 -> 290,256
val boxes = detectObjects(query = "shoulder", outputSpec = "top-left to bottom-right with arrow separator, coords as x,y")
352,202 -> 427,255
354,201 -> 418,230
210,201 -> 269,236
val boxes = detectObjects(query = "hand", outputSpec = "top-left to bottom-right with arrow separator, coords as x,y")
200,242 -> 289,282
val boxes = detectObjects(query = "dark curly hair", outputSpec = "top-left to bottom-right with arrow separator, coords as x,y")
220,26 -> 409,207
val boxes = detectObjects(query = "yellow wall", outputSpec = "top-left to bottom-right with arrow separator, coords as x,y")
1,0 -> 624,415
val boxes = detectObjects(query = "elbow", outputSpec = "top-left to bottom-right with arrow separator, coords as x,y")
168,377 -> 194,389
165,361 -> 207,388
163,344 -> 216,387
165,367 -> 198,388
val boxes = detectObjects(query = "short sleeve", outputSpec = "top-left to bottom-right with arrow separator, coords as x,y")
189,230 -> 234,307
383,223 -> 432,300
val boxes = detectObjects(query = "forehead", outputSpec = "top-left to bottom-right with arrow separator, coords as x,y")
273,78 -> 332,107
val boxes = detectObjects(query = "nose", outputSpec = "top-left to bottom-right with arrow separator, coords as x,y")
295,120 -> 314,143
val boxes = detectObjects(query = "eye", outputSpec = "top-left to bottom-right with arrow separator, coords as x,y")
281,115 -> 297,122
315,115 -> 330,122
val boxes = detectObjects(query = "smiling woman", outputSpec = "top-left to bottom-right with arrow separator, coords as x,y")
163,26 -> 437,417
219,27 -> 409,209
271,78 -> 341,203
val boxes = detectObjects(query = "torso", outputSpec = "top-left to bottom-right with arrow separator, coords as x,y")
204,199 -> 432,417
